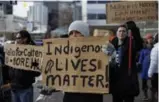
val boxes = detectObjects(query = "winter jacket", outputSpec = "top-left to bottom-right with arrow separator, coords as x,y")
109,37 -> 141,97
148,43 -> 158,78
9,68 -> 40,89
0,46 -> 10,85
8,42 -> 41,90
139,48 -> 151,79
63,92 -> 103,102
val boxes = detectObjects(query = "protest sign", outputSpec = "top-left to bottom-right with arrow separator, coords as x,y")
4,44 -> 43,72
42,37 -> 109,94
93,29 -> 113,37
106,1 -> 158,24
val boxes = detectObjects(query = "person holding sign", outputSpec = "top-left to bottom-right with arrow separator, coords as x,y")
148,33 -> 158,102
8,30 -> 41,102
63,21 -> 103,102
103,24 -> 142,102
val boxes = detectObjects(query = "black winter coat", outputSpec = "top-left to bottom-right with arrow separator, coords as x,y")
63,92 -> 103,102
9,68 -> 40,89
109,37 -> 141,97
8,41 -> 41,90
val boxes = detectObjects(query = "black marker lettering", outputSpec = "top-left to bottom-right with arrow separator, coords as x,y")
46,42 -> 52,55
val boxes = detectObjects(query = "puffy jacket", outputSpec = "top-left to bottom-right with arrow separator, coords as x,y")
107,37 -> 140,97
148,43 -> 158,77
139,48 -> 151,79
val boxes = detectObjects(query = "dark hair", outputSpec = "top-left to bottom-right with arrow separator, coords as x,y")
125,21 -> 137,29
118,24 -> 128,31
18,30 -> 35,45
60,34 -> 68,38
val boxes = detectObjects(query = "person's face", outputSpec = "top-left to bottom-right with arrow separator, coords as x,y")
69,30 -> 84,38
147,38 -> 153,44
117,27 -> 127,40
15,33 -> 27,44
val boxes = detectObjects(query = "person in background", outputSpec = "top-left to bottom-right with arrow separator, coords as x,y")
0,41 -> 15,102
0,46 -> 9,102
9,30 -> 41,102
63,20 -> 103,102
108,30 -> 117,43
138,33 -> 153,101
103,24 -> 142,102
148,33 -> 158,102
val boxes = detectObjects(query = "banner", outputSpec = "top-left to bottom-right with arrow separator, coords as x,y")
42,37 -> 109,94
106,1 -> 158,24
93,29 -> 113,37
4,44 -> 43,72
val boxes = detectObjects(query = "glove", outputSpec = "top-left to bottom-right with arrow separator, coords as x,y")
102,42 -> 115,56
37,84 -> 56,95
1,83 -> 11,89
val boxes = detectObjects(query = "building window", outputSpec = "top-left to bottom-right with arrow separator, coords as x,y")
87,1 -> 97,4
97,14 -> 106,19
87,14 -> 97,19
97,1 -> 112,4
87,1 -> 113,4
5,4 -> 13,14
0,3 -> 3,11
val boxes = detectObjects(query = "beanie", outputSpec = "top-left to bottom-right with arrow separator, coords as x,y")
68,21 -> 90,37
145,33 -> 153,39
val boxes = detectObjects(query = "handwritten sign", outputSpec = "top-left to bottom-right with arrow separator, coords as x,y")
42,37 -> 109,94
4,44 -> 43,72
106,1 -> 158,23
93,29 -> 113,37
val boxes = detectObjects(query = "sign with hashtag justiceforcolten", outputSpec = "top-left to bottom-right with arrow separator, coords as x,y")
4,44 -> 43,72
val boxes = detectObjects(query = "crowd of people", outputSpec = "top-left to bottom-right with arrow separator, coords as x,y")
0,20 -> 158,102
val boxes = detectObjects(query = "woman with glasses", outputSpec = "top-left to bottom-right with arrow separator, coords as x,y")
9,30 -> 41,102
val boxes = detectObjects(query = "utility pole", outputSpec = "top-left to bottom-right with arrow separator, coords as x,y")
82,0 -> 87,22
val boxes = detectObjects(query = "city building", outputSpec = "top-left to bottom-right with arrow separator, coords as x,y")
0,1 -> 18,40
44,1 -> 76,37
79,0 -> 158,36
44,1 -> 74,29
27,2 -> 48,39
27,2 -> 48,32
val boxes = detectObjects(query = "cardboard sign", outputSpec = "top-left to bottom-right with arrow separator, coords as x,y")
93,29 -> 113,37
4,44 -> 43,72
106,1 -> 158,24
42,37 -> 109,94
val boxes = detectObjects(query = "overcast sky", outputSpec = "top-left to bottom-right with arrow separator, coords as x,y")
13,2 -> 34,18
13,0 -> 77,18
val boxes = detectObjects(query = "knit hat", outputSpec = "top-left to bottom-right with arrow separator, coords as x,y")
145,33 -> 153,39
68,21 -> 90,37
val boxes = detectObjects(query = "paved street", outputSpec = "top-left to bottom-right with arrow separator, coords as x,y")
33,76 -> 157,102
